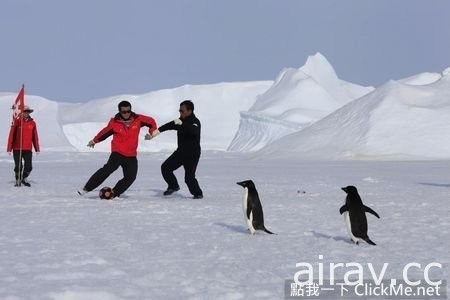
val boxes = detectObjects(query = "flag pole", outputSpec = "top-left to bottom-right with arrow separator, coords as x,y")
18,84 -> 24,186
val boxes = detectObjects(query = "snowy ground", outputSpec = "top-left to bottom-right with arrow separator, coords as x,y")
0,152 -> 449,300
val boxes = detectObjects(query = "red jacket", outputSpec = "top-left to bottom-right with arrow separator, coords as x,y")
94,112 -> 157,157
7,117 -> 40,152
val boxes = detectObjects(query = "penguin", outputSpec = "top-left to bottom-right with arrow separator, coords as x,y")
236,180 -> 274,235
340,186 -> 380,245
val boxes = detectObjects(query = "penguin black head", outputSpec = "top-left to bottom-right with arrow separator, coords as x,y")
342,185 -> 363,205
341,185 -> 358,195
237,180 -> 256,189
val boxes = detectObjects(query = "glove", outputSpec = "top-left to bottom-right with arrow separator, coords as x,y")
87,140 -> 95,148
145,129 -> 160,140
152,129 -> 160,137
174,118 -> 182,125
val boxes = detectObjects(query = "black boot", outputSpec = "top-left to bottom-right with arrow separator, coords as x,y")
163,187 -> 180,196
21,177 -> 31,187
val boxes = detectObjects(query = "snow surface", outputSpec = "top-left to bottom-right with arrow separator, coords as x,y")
0,152 -> 448,299
1,53 -> 450,299
2,53 -> 449,160
0,81 -> 272,153
258,70 -> 450,160
228,53 -> 374,152
399,72 -> 442,86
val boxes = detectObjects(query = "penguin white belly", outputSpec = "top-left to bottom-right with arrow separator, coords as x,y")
242,188 -> 256,234
343,211 -> 361,244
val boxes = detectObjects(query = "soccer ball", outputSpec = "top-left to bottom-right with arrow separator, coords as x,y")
99,187 -> 114,200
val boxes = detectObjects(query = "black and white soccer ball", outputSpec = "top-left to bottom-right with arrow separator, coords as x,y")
99,187 -> 114,200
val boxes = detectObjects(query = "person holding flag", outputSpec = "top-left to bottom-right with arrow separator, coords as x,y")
7,100 -> 40,187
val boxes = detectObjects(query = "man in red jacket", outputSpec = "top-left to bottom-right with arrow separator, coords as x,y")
78,101 -> 157,198
7,105 -> 40,187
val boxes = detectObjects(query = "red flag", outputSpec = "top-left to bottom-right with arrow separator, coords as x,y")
11,85 -> 25,123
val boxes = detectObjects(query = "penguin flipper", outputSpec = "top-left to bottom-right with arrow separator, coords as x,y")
246,205 -> 252,219
364,206 -> 380,218
339,205 -> 349,215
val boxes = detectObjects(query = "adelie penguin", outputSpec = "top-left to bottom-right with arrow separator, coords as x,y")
340,186 -> 380,245
237,180 -> 274,235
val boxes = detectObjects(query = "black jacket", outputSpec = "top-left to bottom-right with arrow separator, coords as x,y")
159,113 -> 201,155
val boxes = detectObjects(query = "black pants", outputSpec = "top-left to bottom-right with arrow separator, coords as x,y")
161,150 -> 203,196
13,150 -> 33,180
84,152 -> 138,197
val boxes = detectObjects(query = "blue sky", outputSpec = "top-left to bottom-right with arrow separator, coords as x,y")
1,0 -> 449,102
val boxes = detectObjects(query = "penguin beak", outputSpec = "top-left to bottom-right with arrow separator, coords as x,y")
341,187 -> 348,193
236,180 -> 248,188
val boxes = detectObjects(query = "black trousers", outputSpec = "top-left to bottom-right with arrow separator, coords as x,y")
161,150 -> 203,196
13,150 -> 33,179
84,152 -> 137,197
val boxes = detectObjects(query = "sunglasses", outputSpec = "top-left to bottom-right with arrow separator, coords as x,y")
23,110 -> 32,113
120,110 -> 131,114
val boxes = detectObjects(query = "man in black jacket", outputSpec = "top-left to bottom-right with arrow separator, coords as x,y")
147,100 -> 203,199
